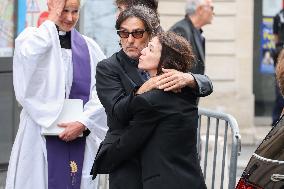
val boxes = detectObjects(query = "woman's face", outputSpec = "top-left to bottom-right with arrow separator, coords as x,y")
138,36 -> 162,77
57,0 -> 80,32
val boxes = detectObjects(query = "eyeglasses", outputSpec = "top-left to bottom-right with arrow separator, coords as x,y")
117,30 -> 147,39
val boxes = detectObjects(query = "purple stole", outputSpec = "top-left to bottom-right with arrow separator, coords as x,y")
46,29 -> 91,189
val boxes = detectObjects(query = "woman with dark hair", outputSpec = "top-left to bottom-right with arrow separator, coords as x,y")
92,31 -> 206,189
140,31 -> 194,76
115,0 -> 159,16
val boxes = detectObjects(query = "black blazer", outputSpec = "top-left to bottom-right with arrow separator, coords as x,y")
92,89 -> 207,189
92,50 -> 211,189
95,50 -> 144,189
170,17 -> 205,75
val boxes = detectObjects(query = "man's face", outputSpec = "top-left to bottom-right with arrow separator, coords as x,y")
199,0 -> 214,25
118,17 -> 150,59
57,0 -> 80,32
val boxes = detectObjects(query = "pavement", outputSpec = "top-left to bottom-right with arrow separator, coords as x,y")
0,123 -> 272,189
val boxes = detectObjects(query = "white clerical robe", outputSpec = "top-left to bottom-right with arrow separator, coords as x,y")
5,20 -> 108,189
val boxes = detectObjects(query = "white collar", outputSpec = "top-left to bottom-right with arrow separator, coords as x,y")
59,30 -> 67,36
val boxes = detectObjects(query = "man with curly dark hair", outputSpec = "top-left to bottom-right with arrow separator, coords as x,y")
92,30 -> 207,189
115,0 -> 159,16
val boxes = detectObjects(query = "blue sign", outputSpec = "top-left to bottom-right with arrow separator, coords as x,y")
260,17 -> 275,74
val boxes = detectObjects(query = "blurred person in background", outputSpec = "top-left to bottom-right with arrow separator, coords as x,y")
272,8 -> 284,125
5,0 -> 107,188
170,0 -> 214,75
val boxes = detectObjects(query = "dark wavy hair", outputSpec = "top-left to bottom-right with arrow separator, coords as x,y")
115,0 -> 158,12
116,5 -> 162,38
156,31 -> 195,75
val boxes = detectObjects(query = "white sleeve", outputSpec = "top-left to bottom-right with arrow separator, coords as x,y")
13,20 -> 65,128
15,20 -> 57,60
14,20 -> 59,106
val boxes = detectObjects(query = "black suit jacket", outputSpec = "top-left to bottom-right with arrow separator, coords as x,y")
92,89 -> 207,189
94,50 -> 144,189
92,50 -> 211,189
170,17 -> 205,75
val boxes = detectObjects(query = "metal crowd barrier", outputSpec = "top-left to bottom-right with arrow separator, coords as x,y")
97,108 -> 242,189
198,108 -> 241,189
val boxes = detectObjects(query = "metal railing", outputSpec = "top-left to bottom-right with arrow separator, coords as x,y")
97,108 -> 242,189
198,108 -> 241,189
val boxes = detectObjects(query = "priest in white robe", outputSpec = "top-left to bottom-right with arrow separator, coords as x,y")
5,0 -> 108,188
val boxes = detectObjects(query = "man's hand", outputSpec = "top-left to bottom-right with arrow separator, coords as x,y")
58,121 -> 85,142
47,0 -> 65,23
156,68 -> 196,92
136,76 -> 159,95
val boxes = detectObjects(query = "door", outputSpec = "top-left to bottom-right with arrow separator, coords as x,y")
0,0 -> 19,164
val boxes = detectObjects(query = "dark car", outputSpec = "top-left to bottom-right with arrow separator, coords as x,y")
236,116 -> 284,189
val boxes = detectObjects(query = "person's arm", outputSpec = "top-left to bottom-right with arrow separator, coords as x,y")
191,73 -> 214,97
135,76 -> 159,95
95,59 -> 137,124
156,68 -> 213,97
91,95 -> 158,176
58,89 -> 108,142
13,13 -> 64,128
18,0 -> 64,57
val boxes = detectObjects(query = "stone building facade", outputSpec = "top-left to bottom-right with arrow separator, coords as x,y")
158,0 -> 255,136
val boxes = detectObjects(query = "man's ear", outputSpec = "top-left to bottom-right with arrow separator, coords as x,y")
196,5 -> 203,15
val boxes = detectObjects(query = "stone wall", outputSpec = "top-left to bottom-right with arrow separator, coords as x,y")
158,0 -> 255,140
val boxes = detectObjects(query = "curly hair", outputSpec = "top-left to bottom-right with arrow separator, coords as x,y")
115,0 -> 158,12
156,31 -> 195,75
116,5 -> 161,38
276,49 -> 284,96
